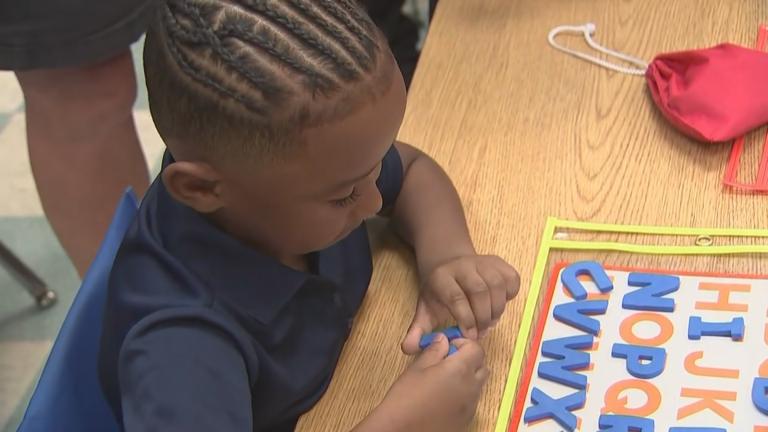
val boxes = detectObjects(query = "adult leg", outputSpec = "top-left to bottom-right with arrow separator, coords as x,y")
16,50 -> 149,277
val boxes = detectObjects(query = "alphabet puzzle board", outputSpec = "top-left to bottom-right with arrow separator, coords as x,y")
495,218 -> 768,432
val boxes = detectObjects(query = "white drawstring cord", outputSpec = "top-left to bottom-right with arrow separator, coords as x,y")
547,23 -> 649,76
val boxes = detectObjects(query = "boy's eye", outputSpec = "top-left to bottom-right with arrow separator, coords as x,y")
331,187 -> 361,208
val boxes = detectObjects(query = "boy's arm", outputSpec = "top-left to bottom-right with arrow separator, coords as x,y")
118,321 -> 253,432
391,142 -> 520,353
391,142 -> 475,278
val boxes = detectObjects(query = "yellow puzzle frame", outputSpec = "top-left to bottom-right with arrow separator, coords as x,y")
494,217 -> 768,432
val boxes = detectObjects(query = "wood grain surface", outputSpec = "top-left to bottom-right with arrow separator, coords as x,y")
297,1 -> 768,430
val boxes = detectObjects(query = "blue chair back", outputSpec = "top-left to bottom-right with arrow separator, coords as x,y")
18,189 -> 139,432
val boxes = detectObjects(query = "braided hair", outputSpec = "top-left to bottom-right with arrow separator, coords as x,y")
144,0 -> 389,161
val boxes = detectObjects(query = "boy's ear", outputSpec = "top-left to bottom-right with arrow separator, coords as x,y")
162,161 -> 225,213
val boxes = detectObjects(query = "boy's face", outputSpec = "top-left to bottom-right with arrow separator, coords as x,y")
213,62 -> 407,261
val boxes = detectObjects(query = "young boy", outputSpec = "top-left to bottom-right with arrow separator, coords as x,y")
98,1 -> 520,431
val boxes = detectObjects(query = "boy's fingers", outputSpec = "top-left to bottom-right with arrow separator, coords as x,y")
476,366 -> 490,383
457,271 -> 492,336
402,300 -> 434,355
478,264 -> 507,324
501,264 -> 521,300
413,333 -> 449,369
434,277 -> 478,340
450,338 -> 485,371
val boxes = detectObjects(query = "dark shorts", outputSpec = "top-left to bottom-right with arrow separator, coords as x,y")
0,0 -> 158,70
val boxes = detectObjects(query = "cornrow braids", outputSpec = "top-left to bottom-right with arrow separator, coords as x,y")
162,8 -> 273,115
316,0 -> 378,58
145,0 -> 389,161
286,0 -> 373,70
173,2 -> 287,103
237,0 -> 361,81
215,17 -> 337,93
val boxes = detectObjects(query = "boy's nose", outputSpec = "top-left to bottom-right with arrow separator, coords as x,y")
358,187 -> 383,219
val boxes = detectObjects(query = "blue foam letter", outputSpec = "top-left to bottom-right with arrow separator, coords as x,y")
418,326 -> 464,350
752,377 -> 768,415
688,316 -> 745,341
523,388 -> 585,431
553,300 -> 608,335
622,273 -> 680,312
610,343 -> 666,379
538,335 -> 593,389
561,261 -> 613,300
441,326 -> 463,341
598,414 -> 654,431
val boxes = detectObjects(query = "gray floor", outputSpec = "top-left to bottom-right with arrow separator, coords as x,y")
0,217 -> 79,431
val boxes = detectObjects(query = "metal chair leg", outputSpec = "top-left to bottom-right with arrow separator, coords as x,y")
0,240 -> 57,308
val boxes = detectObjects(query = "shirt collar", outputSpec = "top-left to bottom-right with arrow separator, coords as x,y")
154,152 -> 311,324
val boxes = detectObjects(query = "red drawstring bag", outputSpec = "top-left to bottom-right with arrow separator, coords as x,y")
548,23 -> 768,143
647,43 -> 768,142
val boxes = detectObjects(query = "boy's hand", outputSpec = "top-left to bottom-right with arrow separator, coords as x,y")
402,255 -> 520,354
357,335 -> 488,432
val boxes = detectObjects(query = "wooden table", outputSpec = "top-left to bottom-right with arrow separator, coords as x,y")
298,1 -> 768,430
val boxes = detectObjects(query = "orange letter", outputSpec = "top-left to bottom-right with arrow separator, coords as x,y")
677,387 -> 736,423
759,358 -> 768,378
619,312 -> 673,346
602,379 -> 661,417
696,283 -> 750,312
684,351 -> 739,379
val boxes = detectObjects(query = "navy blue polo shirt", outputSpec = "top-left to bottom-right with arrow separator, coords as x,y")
98,145 -> 403,432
